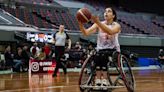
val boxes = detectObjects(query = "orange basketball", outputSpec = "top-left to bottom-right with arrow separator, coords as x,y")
76,8 -> 92,23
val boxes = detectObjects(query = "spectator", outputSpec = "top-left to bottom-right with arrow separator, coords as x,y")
21,45 -> 30,71
4,45 -> 14,69
74,41 -> 82,51
13,47 -> 23,72
30,42 -> 40,58
44,43 -> 51,59
158,49 -> 164,64
37,48 -> 46,60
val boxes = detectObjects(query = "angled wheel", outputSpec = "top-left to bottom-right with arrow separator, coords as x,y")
79,55 -> 96,92
107,59 -> 120,86
118,54 -> 135,92
107,53 -> 124,91
107,61 -> 120,92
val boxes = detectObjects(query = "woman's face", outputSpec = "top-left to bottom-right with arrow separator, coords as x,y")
104,8 -> 115,21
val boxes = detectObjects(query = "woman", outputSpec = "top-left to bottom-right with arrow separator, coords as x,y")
52,24 -> 72,77
77,7 -> 121,86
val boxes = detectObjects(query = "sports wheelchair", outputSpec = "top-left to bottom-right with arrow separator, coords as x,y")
79,49 -> 135,92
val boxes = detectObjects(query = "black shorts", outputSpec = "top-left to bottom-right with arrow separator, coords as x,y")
94,49 -> 117,70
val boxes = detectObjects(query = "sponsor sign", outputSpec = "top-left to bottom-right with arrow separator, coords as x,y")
29,59 -> 56,73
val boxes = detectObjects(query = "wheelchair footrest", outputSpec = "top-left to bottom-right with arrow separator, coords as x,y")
80,85 -> 125,89
108,72 -> 120,75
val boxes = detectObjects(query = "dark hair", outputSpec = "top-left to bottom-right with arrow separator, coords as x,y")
109,7 -> 117,21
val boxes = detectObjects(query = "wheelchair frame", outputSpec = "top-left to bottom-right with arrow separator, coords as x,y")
79,50 -> 135,92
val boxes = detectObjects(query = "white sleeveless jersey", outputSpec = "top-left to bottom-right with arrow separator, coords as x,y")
96,22 -> 120,52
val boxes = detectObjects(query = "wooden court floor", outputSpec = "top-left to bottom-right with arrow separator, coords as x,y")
0,69 -> 164,92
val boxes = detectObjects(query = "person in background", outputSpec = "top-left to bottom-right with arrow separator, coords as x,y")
4,45 -> 14,70
21,45 -> 30,71
13,47 -> 23,72
74,41 -> 82,51
44,43 -> 51,59
30,42 -> 40,58
52,24 -> 72,77
158,49 -> 164,64
37,47 -> 46,60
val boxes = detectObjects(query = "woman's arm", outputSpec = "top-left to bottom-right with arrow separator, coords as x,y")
67,39 -> 72,49
78,21 -> 98,36
91,16 -> 121,35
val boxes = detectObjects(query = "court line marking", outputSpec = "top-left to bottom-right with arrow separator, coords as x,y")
0,85 -> 78,92
136,80 -> 164,83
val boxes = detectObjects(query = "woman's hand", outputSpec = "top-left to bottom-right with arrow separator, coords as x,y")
91,15 -> 100,24
77,19 -> 84,25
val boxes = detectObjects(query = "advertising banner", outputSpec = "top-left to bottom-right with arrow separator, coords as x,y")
29,59 -> 56,73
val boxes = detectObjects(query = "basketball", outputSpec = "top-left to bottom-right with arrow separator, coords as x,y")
76,8 -> 92,23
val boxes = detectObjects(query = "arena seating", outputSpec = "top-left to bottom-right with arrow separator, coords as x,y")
117,13 -> 164,35
62,0 -> 164,36
152,18 -> 164,28
0,0 -> 163,36
18,0 -> 51,5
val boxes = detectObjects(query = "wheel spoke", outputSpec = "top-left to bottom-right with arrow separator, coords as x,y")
119,55 -> 135,92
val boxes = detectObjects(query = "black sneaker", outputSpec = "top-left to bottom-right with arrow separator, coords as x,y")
63,68 -> 67,75
52,74 -> 57,77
